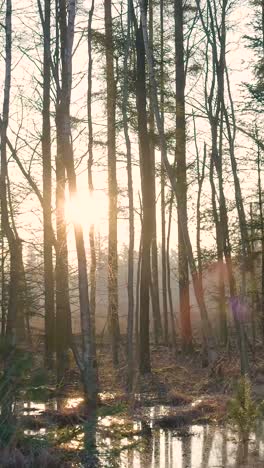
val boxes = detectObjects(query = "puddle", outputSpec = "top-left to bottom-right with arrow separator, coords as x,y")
118,424 -> 264,467
11,399 -> 264,467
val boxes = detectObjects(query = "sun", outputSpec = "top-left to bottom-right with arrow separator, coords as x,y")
65,188 -> 108,231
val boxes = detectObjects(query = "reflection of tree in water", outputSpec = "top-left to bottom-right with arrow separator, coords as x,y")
140,425 -> 152,466
255,420 -> 264,459
221,430 -> 227,467
201,425 -> 215,468
182,427 -> 192,468
152,428 -> 160,467
165,430 -> 170,466
236,439 -> 249,467
82,409 -> 99,467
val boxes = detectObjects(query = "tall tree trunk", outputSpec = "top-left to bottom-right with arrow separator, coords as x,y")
160,0 -> 168,344
122,0 -> 135,390
0,0 -> 25,344
87,0 -> 96,355
104,0 -> 120,366
38,0 -> 55,368
55,0 -> 71,382
57,0 -> 97,402
175,0 -> 192,351
134,1 -> 152,374
149,0 -> 162,345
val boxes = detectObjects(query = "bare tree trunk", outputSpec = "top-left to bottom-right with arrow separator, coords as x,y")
175,0 -> 192,352
0,0 -> 25,344
135,232 -> 142,356
160,0 -> 168,344
133,0 -> 152,374
38,0 -> 55,368
104,0 -> 120,367
55,0 -> 71,382
167,192 -> 177,352
57,0 -> 97,402
122,0 -> 135,390
87,0 -> 96,355
149,0 -> 162,345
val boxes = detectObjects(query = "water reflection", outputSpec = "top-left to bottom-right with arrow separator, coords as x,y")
18,399 -> 264,467
119,424 -> 264,467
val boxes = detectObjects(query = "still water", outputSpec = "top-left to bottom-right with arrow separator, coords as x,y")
19,400 -> 264,467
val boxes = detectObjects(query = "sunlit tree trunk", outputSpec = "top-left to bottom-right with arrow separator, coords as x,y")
38,0 -> 55,368
0,0 -> 25,344
122,0 -> 134,390
149,0 -> 162,345
134,0 -> 152,374
160,0 -> 168,344
87,0 -> 96,354
104,0 -> 120,366
55,0 -> 71,382
175,0 -> 192,351
135,232 -> 142,355
167,192 -> 177,352
57,0 -> 97,402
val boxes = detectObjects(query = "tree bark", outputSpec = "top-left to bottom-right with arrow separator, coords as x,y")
134,1 -> 152,374
87,0 -> 96,357
0,0 -> 25,344
122,0 -> 135,390
149,0 -> 162,344
175,0 -> 192,351
57,0 -> 97,402
104,0 -> 120,367
160,0 -> 168,344
55,0 -> 71,382
38,0 -> 56,368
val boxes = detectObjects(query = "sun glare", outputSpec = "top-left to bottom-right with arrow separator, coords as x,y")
65,189 -> 107,231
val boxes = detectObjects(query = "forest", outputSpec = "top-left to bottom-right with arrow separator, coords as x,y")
0,0 -> 263,466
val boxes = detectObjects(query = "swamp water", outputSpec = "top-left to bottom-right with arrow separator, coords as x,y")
14,398 -> 264,467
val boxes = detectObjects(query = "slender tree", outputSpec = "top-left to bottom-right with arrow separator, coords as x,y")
55,0 -> 72,381
87,0 -> 96,353
122,0 -> 135,389
133,0 -> 152,373
148,0 -> 163,344
104,0 -> 120,366
0,0 -> 25,343
160,0 -> 169,344
57,0 -> 97,401
37,0 -> 55,368
175,0 -> 192,351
